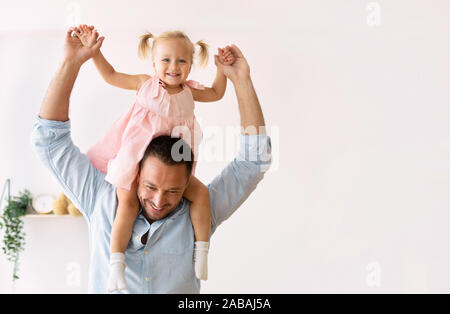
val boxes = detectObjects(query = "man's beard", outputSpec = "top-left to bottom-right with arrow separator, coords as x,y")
138,195 -> 175,223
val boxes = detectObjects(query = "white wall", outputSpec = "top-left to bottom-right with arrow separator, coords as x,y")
1,0 -> 450,293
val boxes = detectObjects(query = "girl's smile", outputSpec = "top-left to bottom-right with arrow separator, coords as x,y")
152,38 -> 192,88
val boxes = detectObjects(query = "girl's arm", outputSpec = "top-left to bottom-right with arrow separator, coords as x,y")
191,47 -> 235,102
76,24 -> 150,91
191,68 -> 227,102
92,51 -> 150,91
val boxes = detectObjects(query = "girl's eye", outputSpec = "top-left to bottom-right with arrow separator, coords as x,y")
179,60 -> 186,63
162,58 -> 169,62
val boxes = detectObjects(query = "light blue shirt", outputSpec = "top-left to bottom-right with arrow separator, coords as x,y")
31,117 -> 272,293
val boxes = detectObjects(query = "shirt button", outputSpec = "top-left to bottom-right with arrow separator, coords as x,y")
145,277 -> 150,282
135,236 -> 139,240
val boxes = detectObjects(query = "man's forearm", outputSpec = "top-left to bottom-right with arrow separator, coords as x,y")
233,76 -> 266,135
39,59 -> 82,121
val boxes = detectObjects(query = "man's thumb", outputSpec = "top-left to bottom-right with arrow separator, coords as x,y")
93,36 -> 105,49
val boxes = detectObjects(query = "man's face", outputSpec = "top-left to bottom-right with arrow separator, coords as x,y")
136,155 -> 189,223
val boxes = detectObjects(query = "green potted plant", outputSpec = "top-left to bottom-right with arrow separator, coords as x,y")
0,183 -> 32,282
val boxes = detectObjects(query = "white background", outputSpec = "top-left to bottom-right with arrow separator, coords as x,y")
1,0 -> 450,293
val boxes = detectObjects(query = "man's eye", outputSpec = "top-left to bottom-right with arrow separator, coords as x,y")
147,186 -> 156,190
179,59 -> 186,63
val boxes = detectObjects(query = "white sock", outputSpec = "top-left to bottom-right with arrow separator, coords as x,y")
194,241 -> 209,281
108,252 -> 126,292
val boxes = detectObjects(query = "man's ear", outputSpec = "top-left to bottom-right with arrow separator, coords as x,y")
185,174 -> 192,188
135,172 -> 140,185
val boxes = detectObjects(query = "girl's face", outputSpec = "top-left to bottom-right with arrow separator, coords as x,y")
152,39 -> 192,87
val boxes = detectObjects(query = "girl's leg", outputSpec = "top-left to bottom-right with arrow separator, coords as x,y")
183,175 -> 211,280
108,179 -> 139,292
111,180 -> 140,253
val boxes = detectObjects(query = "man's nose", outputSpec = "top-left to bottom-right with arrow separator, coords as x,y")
153,192 -> 165,208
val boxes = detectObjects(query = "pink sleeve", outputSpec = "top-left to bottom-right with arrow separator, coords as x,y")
185,80 -> 205,90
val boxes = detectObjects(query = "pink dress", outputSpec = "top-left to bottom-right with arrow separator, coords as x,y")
86,75 -> 204,190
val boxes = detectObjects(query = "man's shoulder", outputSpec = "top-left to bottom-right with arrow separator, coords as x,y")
86,178 -> 117,222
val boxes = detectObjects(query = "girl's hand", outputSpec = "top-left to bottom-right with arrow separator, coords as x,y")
217,47 -> 235,66
74,24 -> 100,48
214,44 -> 250,83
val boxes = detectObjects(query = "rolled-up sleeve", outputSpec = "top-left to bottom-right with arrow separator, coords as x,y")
208,134 -> 272,235
30,116 -> 103,221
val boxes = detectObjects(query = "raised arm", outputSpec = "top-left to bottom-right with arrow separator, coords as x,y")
92,50 -> 150,91
219,44 -> 266,134
191,67 -> 227,102
39,26 -> 104,121
191,47 -> 235,103
75,24 -> 150,91
33,27 -> 109,219
207,44 -> 271,234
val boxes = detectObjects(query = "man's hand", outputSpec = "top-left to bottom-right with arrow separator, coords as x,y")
214,44 -> 250,83
63,25 -> 104,65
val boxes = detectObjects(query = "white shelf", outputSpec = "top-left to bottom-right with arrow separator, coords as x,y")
24,214 -> 82,218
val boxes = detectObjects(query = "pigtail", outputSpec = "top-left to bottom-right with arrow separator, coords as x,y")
138,32 -> 154,60
195,40 -> 209,68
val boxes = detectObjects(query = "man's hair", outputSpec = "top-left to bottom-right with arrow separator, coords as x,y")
139,135 -> 194,179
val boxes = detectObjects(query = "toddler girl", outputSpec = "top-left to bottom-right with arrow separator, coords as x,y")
73,24 -> 235,292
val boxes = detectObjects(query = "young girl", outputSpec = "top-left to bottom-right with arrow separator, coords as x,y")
73,24 -> 235,292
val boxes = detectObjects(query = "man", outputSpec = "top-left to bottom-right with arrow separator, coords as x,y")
31,26 -> 272,293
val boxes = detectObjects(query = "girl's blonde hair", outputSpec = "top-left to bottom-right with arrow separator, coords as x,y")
138,30 -> 209,68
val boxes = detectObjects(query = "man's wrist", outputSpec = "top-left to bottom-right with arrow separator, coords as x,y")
231,74 -> 252,86
60,57 -> 84,70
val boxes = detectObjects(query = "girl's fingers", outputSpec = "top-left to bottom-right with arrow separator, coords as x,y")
221,47 -> 233,58
219,47 -> 237,63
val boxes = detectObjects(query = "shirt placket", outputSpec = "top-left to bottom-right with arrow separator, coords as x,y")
142,219 -> 166,293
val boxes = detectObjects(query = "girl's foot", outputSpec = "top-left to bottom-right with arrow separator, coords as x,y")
194,241 -> 209,280
108,252 -> 127,292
